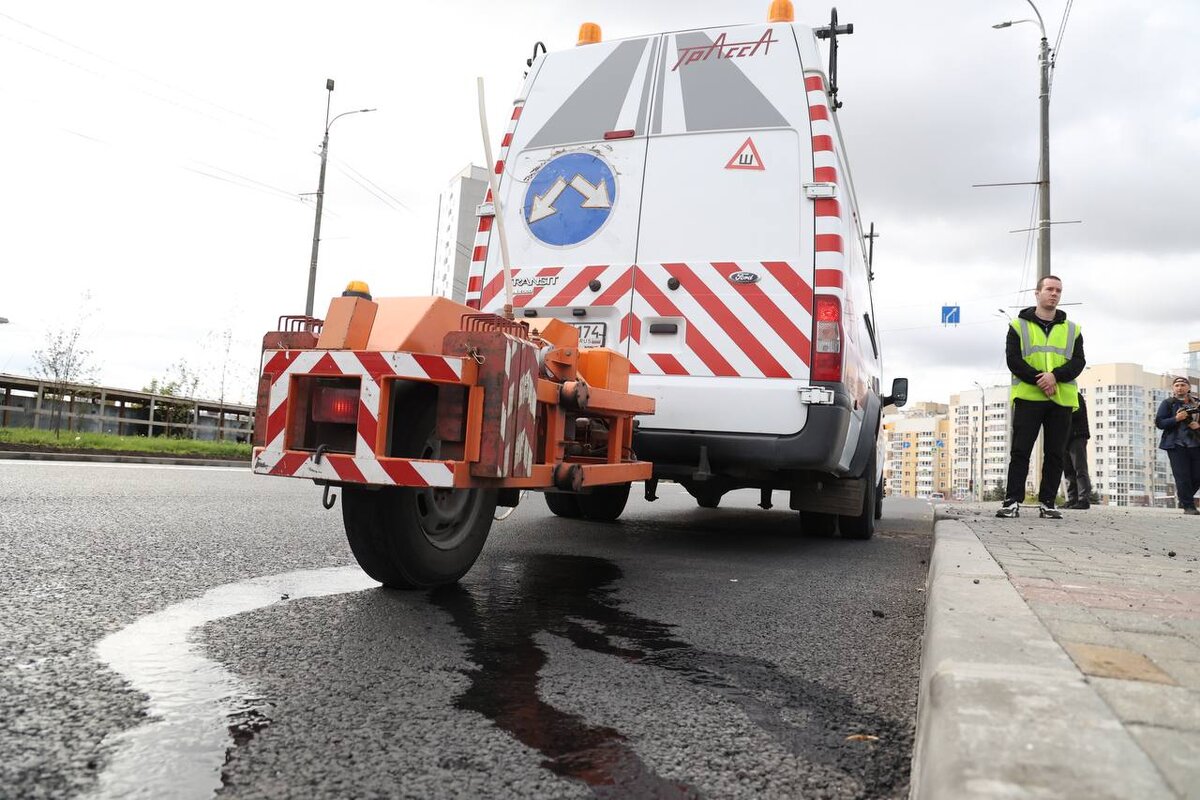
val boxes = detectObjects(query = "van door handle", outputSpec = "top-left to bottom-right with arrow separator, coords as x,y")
648,323 -> 678,334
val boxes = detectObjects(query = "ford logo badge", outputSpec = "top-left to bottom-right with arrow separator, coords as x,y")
729,271 -> 759,285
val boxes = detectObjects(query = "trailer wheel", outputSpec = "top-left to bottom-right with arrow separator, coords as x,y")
841,454 -> 877,540
801,511 -> 838,537
544,492 -> 584,519
340,395 -> 497,589
576,482 -> 631,522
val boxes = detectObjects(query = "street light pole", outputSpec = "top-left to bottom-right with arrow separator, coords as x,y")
305,79 -> 376,317
995,0 -> 1051,281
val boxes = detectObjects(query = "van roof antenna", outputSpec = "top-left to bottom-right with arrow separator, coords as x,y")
814,7 -> 854,109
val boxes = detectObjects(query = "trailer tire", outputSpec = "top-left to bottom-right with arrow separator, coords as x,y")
841,454 -> 877,540
340,396 -> 497,589
544,492 -> 584,519
801,511 -> 838,537
576,482 -> 631,522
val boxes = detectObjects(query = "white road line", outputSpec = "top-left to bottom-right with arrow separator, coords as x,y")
0,461 -> 245,472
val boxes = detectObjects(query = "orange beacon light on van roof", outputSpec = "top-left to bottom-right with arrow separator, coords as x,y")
768,0 -> 794,23
577,22 -> 602,45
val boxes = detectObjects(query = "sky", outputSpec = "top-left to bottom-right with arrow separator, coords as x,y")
1,0 -> 1197,406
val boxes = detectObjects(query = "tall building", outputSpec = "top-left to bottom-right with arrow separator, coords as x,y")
883,403 -> 951,498
948,385 -> 1013,500
1076,363 -> 1176,507
431,165 -> 489,303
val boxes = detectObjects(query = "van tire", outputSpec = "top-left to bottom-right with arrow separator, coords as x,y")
545,492 -> 584,519
692,486 -> 724,509
577,483 -> 631,522
841,455 -> 878,540
801,511 -> 838,537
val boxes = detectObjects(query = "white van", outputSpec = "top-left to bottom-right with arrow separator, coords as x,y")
468,7 -> 907,538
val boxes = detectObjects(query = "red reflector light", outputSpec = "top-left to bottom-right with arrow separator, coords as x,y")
312,386 -> 358,424
812,294 -> 843,383
466,298 -> 481,310
604,129 -> 635,140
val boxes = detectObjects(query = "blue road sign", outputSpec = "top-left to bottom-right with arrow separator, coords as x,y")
941,305 -> 960,324
523,152 -> 616,247
903,441 -> 911,449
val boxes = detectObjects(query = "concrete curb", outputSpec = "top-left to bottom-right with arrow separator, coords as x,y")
909,517 -> 1174,799
0,450 -> 247,468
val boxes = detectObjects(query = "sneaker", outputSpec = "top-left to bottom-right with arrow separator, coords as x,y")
996,500 -> 1021,518
1185,507 -> 1200,516
1072,501 -> 1090,510
1038,502 -> 1062,519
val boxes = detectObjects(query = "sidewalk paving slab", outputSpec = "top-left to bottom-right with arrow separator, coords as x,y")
911,504 -> 1200,798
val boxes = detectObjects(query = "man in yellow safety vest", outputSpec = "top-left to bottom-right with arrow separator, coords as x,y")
996,274 -> 1085,519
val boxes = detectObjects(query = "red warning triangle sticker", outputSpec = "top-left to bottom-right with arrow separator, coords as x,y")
725,137 -> 765,171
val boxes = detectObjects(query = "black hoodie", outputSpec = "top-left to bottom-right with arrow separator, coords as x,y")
1006,307 -> 1086,388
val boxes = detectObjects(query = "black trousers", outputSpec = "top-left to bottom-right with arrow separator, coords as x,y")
1004,398 -> 1073,506
1062,437 -> 1092,503
1166,447 -> 1200,509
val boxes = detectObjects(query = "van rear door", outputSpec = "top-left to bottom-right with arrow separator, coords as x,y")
477,36 -> 661,349
628,23 -> 817,433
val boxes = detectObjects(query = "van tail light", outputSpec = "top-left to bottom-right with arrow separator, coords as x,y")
312,385 -> 359,424
812,294 -> 843,383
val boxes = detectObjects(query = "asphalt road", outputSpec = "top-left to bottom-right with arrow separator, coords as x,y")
0,462 -> 932,799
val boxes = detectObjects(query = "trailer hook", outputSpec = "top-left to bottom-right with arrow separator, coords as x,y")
466,346 -> 486,365
313,443 -> 329,465
322,484 -> 337,510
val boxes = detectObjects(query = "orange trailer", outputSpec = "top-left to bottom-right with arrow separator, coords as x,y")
252,283 -> 654,588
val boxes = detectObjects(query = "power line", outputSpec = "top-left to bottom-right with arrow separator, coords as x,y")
332,158 -> 414,213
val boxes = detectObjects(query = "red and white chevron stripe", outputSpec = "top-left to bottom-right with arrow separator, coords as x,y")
253,349 -> 464,487
466,99 -> 526,309
805,73 -> 846,296
630,262 -> 813,379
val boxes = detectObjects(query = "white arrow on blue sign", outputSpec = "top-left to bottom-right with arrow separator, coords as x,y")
941,305 -> 960,325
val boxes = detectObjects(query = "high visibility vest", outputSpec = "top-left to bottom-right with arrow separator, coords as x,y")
1009,317 -> 1080,408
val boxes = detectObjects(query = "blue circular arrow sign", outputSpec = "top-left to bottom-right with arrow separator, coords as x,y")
523,152 -> 616,247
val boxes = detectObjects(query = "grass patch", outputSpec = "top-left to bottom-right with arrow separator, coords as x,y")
0,426 -> 251,459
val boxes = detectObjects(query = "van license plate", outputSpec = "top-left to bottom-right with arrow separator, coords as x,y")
571,322 -> 606,348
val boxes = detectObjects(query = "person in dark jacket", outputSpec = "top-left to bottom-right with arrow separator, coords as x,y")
1156,376 -> 1200,514
996,276 -> 1085,519
1062,392 -> 1092,509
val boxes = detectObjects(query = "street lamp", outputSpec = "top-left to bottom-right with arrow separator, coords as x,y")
994,1 -> 1052,281
974,381 -> 988,501
306,78 -> 376,317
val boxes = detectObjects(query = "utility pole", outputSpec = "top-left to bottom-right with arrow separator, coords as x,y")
1036,27 -> 1051,281
975,381 -> 987,501
305,79 -> 375,317
306,79 -> 334,318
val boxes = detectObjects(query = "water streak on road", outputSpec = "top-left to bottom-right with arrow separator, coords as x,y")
434,554 -> 908,798
90,567 -> 376,800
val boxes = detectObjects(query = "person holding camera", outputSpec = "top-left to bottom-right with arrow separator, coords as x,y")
1156,376 -> 1200,515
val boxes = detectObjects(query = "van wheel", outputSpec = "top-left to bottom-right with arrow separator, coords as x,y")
577,482 -> 631,522
801,511 -> 838,537
841,457 -> 878,540
874,479 -> 884,520
545,492 -> 584,519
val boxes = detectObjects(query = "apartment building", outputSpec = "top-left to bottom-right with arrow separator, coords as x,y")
882,403 -> 951,499
431,165 -> 489,303
948,385 -> 1014,500
1076,363 -> 1176,507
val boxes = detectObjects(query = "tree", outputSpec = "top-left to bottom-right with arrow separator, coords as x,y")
143,360 -> 202,438
32,325 -> 98,437
982,481 -> 1006,502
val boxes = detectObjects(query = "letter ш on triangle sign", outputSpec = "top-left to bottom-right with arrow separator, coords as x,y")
725,137 -> 765,171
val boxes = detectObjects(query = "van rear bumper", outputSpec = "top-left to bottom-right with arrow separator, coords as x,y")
633,385 -> 854,477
